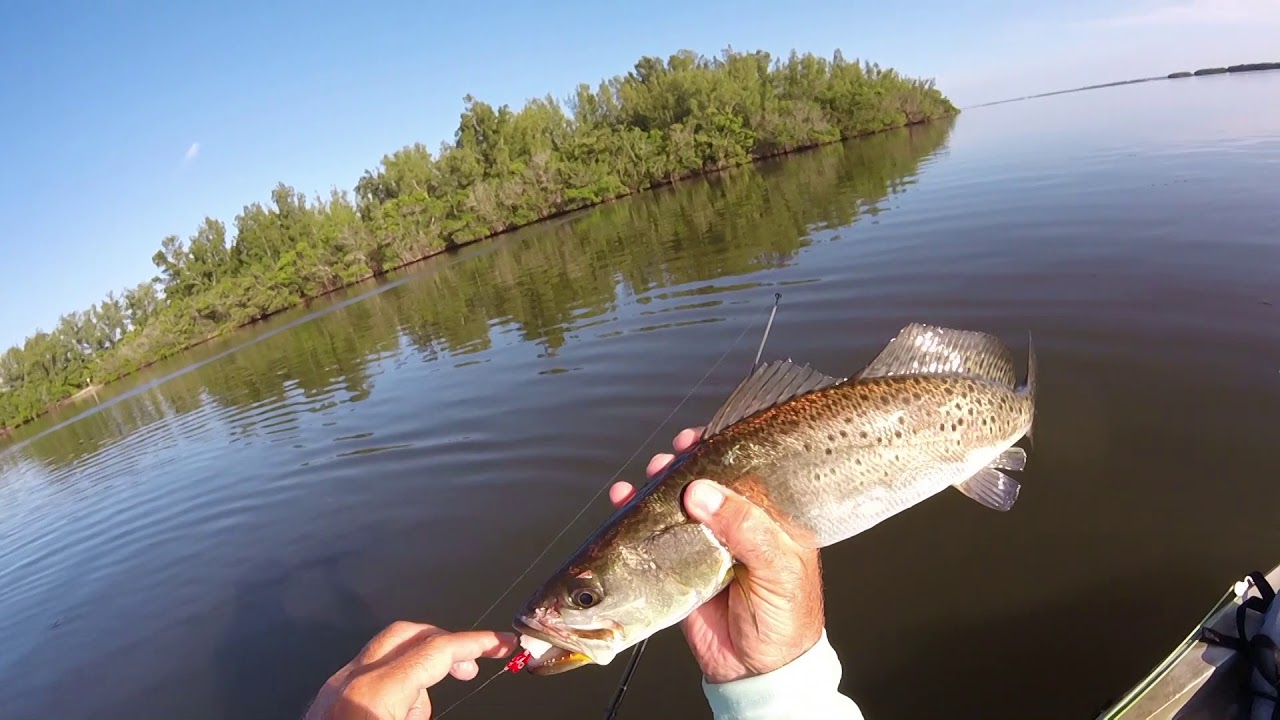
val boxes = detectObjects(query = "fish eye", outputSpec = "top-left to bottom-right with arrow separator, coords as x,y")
571,588 -> 600,608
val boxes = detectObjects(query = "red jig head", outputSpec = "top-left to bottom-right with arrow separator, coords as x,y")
505,650 -> 533,673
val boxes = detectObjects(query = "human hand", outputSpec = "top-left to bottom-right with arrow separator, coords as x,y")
303,621 -> 518,720
608,427 -> 825,684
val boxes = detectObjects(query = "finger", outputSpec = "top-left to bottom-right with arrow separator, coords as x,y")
357,621 -> 445,664
383,631 -> 519,694
673,426 -> 704,453
609,481 -> 635,508
683,479 -> 802,572
680,589 -> 729,648
646,453 -> 675,478
405,688 -> 432,720
431,631 -> 520,663
453,660 -> 479,680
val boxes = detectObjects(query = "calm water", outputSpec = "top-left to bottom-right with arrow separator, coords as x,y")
3,73 -> 1280,720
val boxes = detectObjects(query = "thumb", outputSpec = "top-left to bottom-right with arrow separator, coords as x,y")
684,479 -> 799,571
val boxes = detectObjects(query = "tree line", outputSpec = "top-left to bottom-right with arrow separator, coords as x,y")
3,118 -> 954,465
0,47 -> 957,432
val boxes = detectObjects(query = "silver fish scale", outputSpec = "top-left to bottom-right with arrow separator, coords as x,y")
728,373 -> 1033,549
763,437 -> 1008,546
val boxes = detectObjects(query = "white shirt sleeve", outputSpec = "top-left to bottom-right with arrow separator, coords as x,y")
700,629 -> 866,719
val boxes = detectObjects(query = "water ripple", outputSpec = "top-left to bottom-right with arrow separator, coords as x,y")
3,76 -> 1280,720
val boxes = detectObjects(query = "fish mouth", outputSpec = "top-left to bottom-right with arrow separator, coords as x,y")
512,616 -> 610,676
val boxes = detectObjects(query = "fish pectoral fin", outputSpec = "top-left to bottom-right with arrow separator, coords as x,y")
855,323 -> 1017,387
990,447 -> 1027,472
954,467 -> 1021,511
703,360 -> 844,437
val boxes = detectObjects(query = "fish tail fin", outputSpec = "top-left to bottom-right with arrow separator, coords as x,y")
1021,331 -> 1037,447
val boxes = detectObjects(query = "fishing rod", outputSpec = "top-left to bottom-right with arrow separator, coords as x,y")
753,293 -> 782,371
603,636 -> 649,720
435,293 -> 785,719
601,292 -> 783,720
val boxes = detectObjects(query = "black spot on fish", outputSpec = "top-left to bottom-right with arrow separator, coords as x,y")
840,430 -> 848,438
825,448 -> 833,456
911,391 -> 922,402
894,430 -> 902,439
860,430 -> 869,439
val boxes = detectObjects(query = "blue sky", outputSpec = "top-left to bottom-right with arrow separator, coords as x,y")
1,0 -> 1276,351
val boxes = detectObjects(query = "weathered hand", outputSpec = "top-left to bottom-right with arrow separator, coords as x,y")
608,427 -> 825,684
303,621 -> 518,720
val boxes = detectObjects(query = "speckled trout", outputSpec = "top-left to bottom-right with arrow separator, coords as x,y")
512,323 -> 1037,674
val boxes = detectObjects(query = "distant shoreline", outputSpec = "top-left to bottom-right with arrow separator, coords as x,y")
966,61 -> 1280,109
1169,62 -> 1280,79
0,47 -> 965,435
1,116 -> 955,436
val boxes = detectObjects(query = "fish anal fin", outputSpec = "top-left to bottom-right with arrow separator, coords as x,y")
954,467 -> 1021,511
857,323 -> 1017,387
703,360 -> 843,437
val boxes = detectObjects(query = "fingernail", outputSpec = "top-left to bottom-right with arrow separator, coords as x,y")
688,480 -> 724,515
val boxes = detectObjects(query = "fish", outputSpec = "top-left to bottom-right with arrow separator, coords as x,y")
511,322 -> 1037,675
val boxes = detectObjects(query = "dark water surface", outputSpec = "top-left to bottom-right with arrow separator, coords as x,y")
3,73 -> 1280,719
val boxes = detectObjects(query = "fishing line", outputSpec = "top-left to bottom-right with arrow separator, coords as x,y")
465,297 -> 777,633
434,663 -> 511,719
440,294 -> 783,719
602,292 -> 782,720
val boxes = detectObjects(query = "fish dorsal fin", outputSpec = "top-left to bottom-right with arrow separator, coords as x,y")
704,360 -> 843,437
856,323 -> 1017,387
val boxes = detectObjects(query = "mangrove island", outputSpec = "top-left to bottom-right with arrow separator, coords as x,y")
0,47 -> 957,432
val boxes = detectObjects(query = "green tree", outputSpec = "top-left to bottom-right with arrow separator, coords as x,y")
1,46 -> 957,431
